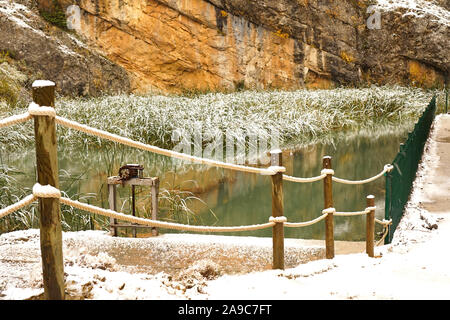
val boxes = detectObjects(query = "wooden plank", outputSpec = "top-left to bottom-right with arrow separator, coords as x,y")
271,149 -> 284,270
32,80 -> 65,300
323,156 -> 334,259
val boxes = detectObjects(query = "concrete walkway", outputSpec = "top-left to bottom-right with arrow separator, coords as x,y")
420,114 -> 450,213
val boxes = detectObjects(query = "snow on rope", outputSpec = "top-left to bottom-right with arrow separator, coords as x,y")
0,112 -> 32,129
0,184 -> 61,219
28,102 -> 56,117
332,164 -> 394,185
0,194 -> 36,219
32,183 -> 61,198
0,102 -> 55,129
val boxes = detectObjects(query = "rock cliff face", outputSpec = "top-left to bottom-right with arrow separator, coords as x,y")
9,0 -> 450,94
0,0 -> 130,97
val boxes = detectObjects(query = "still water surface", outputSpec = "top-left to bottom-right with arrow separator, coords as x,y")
6,131 -> 406,241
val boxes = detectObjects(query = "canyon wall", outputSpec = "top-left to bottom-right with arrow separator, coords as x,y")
0,0 -> 131,97
11,0 -> 450,94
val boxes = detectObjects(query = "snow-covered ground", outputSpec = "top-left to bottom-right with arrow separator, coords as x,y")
0,115 -> 449,300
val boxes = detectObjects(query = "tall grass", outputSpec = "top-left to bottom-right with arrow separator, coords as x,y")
0,85 -> 441,155
0,159 -> 112,234
0,163 -> 36,232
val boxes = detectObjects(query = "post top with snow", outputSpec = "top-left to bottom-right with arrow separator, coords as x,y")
32,80 -> 55,88
270,149 -> 282,154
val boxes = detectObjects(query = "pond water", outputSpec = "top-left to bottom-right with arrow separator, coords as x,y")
3,130 -> 407,241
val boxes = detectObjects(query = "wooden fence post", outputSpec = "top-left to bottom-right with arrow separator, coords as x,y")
32,80 -> 65,300
270,149 -> 284,270
108,184 -> 118,236
151,177 -> 159,236
366,195 -> 375,257
323,156 -> 334,259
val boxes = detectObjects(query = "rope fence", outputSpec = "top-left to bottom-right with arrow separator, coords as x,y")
0,112 -> 32,129
0,99 -> 394,246
0,81 -> 400,299
1,183 -> 392,233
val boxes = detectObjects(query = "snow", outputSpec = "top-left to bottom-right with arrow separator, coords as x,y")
0,0 -> 84,58
1,115 -> 450,300
0,0 -> 47,37
32,80 -> 56,88
375,0 -> 450,26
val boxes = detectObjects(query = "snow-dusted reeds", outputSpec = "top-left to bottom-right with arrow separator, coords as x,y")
1,85 -> 437,155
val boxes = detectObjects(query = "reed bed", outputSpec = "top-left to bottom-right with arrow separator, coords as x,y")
0,86 -> 441,155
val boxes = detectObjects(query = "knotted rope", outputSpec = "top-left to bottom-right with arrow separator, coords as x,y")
269,216 -> 287,223
32,183 -> 61,199
28,102 -> 56,117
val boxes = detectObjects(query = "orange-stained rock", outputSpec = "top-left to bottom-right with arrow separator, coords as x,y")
49,0 -> 449,94
66,0 -> 302,93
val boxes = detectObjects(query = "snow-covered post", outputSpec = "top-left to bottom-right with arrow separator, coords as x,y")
270,149 -> 284,269
32,80 -> 65,300
366,195 -> 375,258
323,156 -> 334,259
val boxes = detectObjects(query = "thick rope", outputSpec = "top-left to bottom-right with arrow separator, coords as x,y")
284,213 -> 328,228
322,207 -> 336,215
0,184 -> 61,219
0,113 -> 32,129
332,206 -> 376,216
375,218 -> 392,226
283,169 -> 333,183
60,196 -> 275,232
1,182 -> 393,239
283,173 -> 327,183
0,102 -> 56,130
332,164 -> 394,185
55,116 -> 283,176
375,219 -> 392,246
0,194 -> 37,219
269,216 -> 287,223
1,104 -> 394,183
